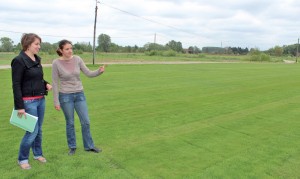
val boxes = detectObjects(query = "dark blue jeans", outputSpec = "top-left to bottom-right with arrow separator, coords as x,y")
59,91 -> 95,150
18,97 -> 45,164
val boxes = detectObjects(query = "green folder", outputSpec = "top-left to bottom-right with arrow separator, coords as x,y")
10,110 -> 38,133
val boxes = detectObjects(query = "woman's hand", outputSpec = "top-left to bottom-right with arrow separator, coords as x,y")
17,109 -> 26,118
46,84 -> 52,91
55,105 -> 61,111
99,65 -> 106,73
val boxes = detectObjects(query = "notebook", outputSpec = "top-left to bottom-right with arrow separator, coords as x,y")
10,109 -> 38,133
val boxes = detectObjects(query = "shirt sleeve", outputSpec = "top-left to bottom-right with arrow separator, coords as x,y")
51,60 -> 60,106
77,56 -> 102,77
11,58 -> 25,109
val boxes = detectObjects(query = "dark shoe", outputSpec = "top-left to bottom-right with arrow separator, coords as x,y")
86,147 -> 102,153
68,148 -> 76,155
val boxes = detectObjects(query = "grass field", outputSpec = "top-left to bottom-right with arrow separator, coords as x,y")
1,63 -> 300,178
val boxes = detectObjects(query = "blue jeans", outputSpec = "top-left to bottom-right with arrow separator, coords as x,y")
18,97 -> 45,164
59,91 -> 95,150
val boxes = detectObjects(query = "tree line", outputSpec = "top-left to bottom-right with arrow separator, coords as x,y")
0,34 -> 299,57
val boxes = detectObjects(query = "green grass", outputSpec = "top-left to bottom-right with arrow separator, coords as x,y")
1,63 -> 300,178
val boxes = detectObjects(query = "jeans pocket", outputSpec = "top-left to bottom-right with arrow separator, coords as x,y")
59,95 -> 71,104
78,95 -> 86,102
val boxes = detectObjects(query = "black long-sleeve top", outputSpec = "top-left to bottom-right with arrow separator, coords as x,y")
11,51 -> 48,109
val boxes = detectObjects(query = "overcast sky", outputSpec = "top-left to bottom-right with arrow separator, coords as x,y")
0,0 -> 299,50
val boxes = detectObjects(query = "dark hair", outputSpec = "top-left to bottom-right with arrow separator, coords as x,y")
21,33 -> 42,51
56,39 -> 72,56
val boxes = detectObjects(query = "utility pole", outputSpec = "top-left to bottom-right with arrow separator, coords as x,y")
93,1 -> 100,65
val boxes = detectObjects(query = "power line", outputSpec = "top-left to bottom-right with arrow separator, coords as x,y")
1,2 -> 202,41
0,3 -> 204,47
99,2 -> 200,37
0,4 -> 202,47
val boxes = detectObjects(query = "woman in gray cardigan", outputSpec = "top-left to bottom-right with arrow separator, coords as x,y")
52,39 -> 105,155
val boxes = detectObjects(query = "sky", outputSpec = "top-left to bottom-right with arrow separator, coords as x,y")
0,0 -> 300,50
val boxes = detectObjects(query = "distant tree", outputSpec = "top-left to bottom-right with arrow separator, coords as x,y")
124,46 -> 132,53
230,47 -> 237,54
187,46 -> 201,54
194,46 -> 201,54
0,37 -> 14,52
272,46 -> 283,56
228,47 -> 249,55
202,47 -> 225,54
73,42 -> 92,52
133,45 -> 139,53
97,34 -> 111,52
282,44 -> 298,56
249,48 -> 261,55
188,46 -> 194,54
137,46 -> 145,53
166,40 -> 183,52
14,42 -> 22,52
109,43 -> 121,52
40,42 -> 56,54
244,47 -> 249,54
144,43 -> 166,51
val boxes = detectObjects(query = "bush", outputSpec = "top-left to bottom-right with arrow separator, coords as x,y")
249,54 -> 260,61
249,53 -> 271,62
74,49 -> 83,54
162,50 -> 176,57
145,50 -> 177,57
260,53 -> 271,61
145,50 -> 162,56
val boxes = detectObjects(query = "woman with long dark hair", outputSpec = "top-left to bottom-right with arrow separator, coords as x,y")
52,39 -> 105,155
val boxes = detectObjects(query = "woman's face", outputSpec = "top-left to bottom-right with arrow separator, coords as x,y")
28,38 -> 41,55
61,43 -> 73,58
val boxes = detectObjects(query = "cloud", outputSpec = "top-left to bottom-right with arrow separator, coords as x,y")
0,0 -> 299,50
